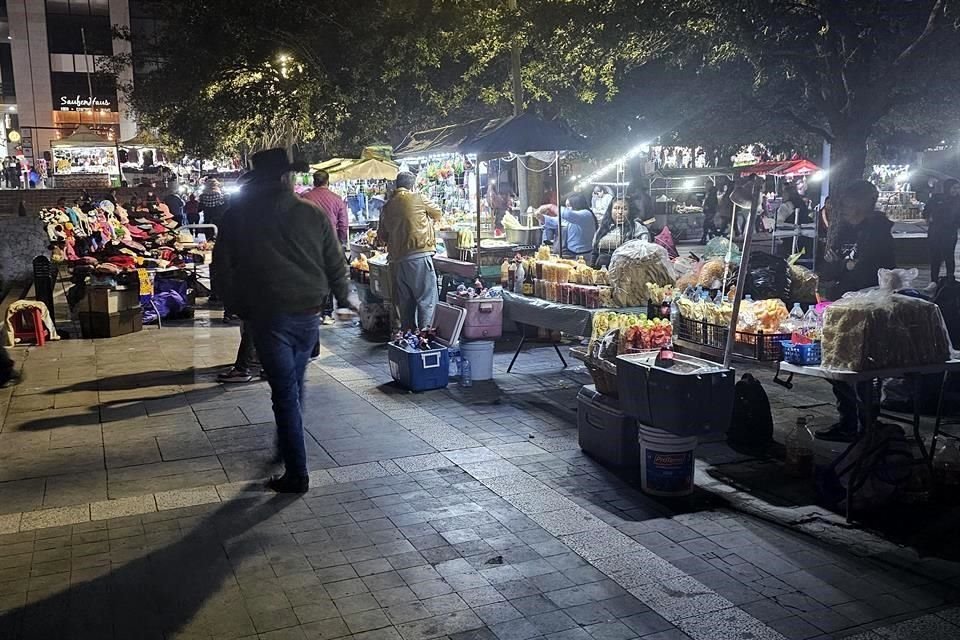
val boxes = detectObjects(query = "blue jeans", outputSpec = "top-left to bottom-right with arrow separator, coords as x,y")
250,311 -> 320,477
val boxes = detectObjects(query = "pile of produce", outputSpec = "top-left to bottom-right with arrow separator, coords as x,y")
350,254 -> 371,272
590,312 -> 672,351
624,318 -> 674,350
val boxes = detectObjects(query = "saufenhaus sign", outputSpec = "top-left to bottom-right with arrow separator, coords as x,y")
59,95 -> 113,110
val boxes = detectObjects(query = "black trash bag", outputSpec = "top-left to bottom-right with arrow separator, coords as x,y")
743,252 -> 792,301
727,373 -> 773,450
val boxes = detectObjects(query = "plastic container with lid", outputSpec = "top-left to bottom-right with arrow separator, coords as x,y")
616,350 -> 734,438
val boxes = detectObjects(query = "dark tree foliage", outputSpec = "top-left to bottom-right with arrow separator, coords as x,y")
112,0 -> 960,189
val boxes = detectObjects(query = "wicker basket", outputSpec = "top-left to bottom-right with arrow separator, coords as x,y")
570,347 -> 619,397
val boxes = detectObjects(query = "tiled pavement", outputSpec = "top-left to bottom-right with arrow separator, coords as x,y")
1,314 -> 959,639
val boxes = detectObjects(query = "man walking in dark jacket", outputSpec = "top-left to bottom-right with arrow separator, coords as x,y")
214,148 -> 358,493
816,180 -> 896,442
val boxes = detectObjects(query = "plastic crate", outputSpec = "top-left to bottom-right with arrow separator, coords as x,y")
676,316 -> 789,361
780,340 -> 822,365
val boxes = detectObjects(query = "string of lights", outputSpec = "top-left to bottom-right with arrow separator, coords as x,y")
574,142 -> 650,191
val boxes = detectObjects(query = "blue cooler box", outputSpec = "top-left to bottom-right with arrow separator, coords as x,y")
388,302 -> 466,392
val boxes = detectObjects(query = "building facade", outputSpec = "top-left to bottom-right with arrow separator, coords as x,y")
4,0 -> 137,168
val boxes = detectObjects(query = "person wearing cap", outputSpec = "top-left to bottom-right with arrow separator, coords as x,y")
379,171 -> 443,329
199,178 -> 226,238
213,148 -> 359,494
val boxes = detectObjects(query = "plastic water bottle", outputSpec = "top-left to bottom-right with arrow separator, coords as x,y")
460,358 -> 472,388
802,307 -> 818,339
788,302 -> 804,332
785,416 -> 814,477
449,349 -> 460,379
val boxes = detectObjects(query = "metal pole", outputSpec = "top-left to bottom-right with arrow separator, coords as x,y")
723,183 -> 761,369
556,151 -> 562,254
474,155 -> 482,275
507,0 -> 528,212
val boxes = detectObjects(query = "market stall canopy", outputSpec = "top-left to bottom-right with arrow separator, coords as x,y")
649,167 -> 735,181
119,130 -> 163,149
394,112 -> 586,157
52,125 -> 114,148
736,159 -> 820,177
361,145 -> 392,161
309,157 -> 399,181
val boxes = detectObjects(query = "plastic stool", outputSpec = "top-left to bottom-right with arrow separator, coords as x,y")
11,308 -> 45,346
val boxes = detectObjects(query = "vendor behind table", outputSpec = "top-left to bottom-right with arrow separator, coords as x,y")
539,193 -> 598,260
591,197 -> 650,269
815,180 -> 896,444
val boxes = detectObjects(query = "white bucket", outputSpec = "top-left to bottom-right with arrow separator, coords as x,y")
638,425 -> 698,497
460,339 -> 495,381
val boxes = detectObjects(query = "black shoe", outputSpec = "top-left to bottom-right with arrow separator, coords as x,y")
267,474 -> 309,494
814,423 -> 858,443
0,372 -> 20,389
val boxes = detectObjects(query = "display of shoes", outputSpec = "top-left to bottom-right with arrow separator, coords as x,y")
217,368 -> 254,383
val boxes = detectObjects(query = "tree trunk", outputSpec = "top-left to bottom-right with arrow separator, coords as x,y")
826,123 -> 870,198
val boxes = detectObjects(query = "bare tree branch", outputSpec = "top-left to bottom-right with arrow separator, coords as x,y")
893,0 -> 945,66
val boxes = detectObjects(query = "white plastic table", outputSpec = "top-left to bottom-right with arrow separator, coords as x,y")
779,359 -> 960,520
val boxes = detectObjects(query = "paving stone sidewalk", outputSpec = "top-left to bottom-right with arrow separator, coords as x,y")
1,315 -> 959,639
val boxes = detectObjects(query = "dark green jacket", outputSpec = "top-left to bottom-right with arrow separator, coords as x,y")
212,181 -> 350,317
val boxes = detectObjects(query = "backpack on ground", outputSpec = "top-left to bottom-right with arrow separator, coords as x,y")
727,373 -> 774,449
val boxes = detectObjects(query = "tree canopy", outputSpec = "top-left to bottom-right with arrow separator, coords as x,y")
114,0 -> 960,190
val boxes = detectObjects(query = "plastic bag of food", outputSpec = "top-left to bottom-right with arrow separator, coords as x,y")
703,236 -> 741,262
789,264 -> 819,302
673,255 -> 700,280
821,268 -> 951,371
736,299 -> 758,332
697,259 -> 727,289
654,226 -> 679,259
743,252 -> 791,301
608,240 -> 676,307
